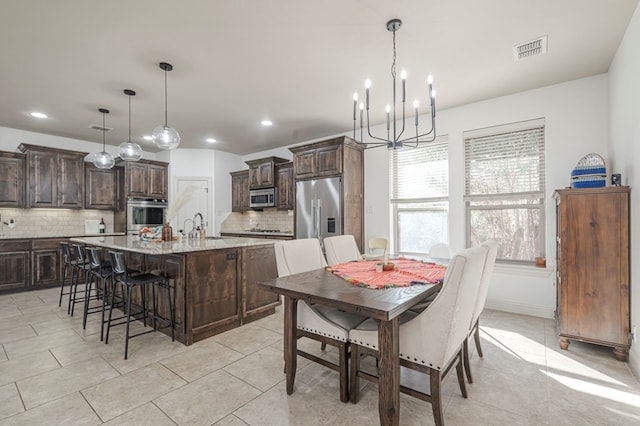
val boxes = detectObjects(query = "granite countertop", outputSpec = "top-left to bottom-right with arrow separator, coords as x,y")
69,235 -> 276,255
0,232 -> 126,240
221,231 -> 294,238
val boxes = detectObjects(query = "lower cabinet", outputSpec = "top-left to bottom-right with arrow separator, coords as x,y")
32,239 -> 62,287
0,238 -> 68,293
243,244 -> 279,320
0,240 -> 30,291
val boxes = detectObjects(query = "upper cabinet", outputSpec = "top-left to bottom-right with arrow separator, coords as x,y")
19,144 -> 87,209
0,151 -> 25,207
85,163 -> 122,210
246,156 -> 289,189
230,170 -> 250,212
289,137 -> 350,179
275,162 -> 294,210
125,160 -> 168,199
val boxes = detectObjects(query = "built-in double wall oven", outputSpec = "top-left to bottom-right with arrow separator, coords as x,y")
126,197 -> 167,234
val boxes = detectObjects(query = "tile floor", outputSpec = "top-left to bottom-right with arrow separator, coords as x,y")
1,286 -> 640,425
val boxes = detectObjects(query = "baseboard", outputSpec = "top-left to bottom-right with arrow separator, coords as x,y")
629,347 -> 640,381
485,298 -> 555,319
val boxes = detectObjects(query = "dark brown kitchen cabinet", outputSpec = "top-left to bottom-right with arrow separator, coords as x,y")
0,240 -> 30,292
275,162 -> 294,210
554,186 -> 630,361
290,138 -> 344,179
230,170 -> 249,212
246,156 -> 289,189
124,160 -> 168,199
0,151 -> 26,207
85,163 -> 121,210
242,244 -> 279,322
31,239 -> 61,288
19,144 -> 87,209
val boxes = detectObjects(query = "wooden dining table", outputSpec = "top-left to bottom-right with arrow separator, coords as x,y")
258,267 -> 441,426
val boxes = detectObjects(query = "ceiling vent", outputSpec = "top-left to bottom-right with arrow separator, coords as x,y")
513,35 -> 547,61
89,124 -> 113,132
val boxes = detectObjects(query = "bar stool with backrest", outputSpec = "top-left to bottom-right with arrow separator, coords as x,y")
105,250 -> 175,359
59,242 -> 78,310
68,244 -> 93,317
84,247 -> 115,341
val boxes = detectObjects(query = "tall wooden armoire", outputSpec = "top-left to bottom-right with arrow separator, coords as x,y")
554,186 -> 630,361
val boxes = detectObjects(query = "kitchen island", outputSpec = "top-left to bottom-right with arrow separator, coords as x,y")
70,235 -> 281,345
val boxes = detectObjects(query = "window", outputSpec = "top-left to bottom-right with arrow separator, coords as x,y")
464,119 -> 545,263
390,137 -> 448,255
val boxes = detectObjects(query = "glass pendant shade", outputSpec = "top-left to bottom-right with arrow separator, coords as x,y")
93,108 -> 114,169
118,141 -> 143,161
153,62 -> 180,150
119,89 -> 143,161
93,151 -> 115,169
152,124 -> 180,149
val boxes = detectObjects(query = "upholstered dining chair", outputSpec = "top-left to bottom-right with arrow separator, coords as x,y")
429,242 -> 451,259
348,245 -> 488,426
463,240 -> 498,383
361,237 -> 388,260
323,235 -> 362,265
274,238 -> 368,402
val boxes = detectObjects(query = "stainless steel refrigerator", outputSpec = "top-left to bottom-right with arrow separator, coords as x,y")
295,176 -> 342,245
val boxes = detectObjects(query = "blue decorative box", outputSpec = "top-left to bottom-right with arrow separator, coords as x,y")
570,153 -> 606,189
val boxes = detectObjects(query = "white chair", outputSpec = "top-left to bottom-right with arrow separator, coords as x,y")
429,242 -> 451,259
463,240 -> 498,383
274,238 -> 367,402
361,237 -> 388,260
349,245 -> 488,426
324,235 -> 362,265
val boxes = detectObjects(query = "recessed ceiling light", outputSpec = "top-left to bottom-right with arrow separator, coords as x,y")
143,135 -> 153,141
206,138 -> 217,143
261,120 -> 273,126
30,112 -> 48,119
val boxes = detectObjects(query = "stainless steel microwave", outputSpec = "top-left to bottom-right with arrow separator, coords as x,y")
126,197 -> 168,232
249,188 -> 276,208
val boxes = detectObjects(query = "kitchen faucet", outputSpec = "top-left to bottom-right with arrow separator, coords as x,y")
182,218 -> 194,239
193,212 -> 205,238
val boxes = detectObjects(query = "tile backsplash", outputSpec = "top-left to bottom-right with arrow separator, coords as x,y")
0,208 -> 115,238
220,210 -> 294,234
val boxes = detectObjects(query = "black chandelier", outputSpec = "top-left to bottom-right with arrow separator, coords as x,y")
352,18 -> 437,150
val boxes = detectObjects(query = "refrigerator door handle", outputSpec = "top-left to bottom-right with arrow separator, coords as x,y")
311,199 -> 317,238
317,201 -> 322,240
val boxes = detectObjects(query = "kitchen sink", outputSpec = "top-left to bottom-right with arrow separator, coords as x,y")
205,236 -> 225,240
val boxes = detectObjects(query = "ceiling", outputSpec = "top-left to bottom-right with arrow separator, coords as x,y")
1,1 -> 637,156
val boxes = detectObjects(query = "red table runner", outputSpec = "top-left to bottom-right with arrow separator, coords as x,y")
326,258 -> 446,290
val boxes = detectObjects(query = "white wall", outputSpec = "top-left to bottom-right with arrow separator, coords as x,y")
609,2 -> 640,376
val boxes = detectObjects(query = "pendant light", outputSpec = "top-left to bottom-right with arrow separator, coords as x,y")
93,108 -> 115,169
118,89 -> 143,161
152,62 -> 180,149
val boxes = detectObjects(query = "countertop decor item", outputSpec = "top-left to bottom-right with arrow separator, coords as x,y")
118,89 -> 143,161
570,153 -> 606,188
92,108 -> 115,169
351,18 -> 437,150
152,62 -> 180,149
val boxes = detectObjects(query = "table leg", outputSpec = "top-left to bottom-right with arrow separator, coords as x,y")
378,317 -> 400,426
284,296 -> 298,395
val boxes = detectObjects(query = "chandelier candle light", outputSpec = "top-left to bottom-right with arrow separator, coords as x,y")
152,62 -> 181,149
118,89 -> 143,161
93,108 -> 115,169
353,18 -> 437,150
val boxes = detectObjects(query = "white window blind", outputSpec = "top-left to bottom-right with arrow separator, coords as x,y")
464,119 -> 545,263
390,138 -> 449,202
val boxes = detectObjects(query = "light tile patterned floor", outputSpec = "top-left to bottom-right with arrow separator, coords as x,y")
1,286 -> 640,425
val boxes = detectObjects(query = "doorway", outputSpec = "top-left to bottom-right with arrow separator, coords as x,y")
174,177 -> 212,237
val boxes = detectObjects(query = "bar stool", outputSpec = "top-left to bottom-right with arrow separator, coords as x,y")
105,250 -> 175,359
58,242 -> 75,309
84,247 -> 114,340
69,244 -> 92,317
